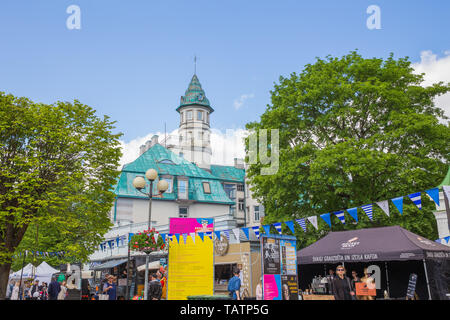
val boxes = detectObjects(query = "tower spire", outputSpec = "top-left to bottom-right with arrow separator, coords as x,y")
194,55 -> 197,75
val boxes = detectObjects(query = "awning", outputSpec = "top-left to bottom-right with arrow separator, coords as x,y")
93,258 -> 128,270
137,261 -> 160,272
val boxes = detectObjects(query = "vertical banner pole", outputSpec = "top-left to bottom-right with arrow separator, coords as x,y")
422,259 -> 432,300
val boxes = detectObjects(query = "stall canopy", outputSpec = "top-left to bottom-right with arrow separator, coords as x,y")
137,261 -> 160,272
9,262 -> 59,283
9,263 -> 35,279
297,226 -> 450,264
93,258 -> 128,270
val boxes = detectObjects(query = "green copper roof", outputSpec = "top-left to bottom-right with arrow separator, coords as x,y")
176,74 -> 214,113
210,165 -> 245,183
438,166 -> 450,188
115,144 -> 233,204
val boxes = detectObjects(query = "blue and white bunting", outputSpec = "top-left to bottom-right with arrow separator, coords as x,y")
361,204 -> 373,221
232,228 -> 241,242
252,226 -> 260,239
391,196 -> 404,215
295,219 -> 307,232
214,231 -> 221,241
307,216 -> 318,230
223,230 -> 230,240
182,233 -> 188,244
334,211 -> 345,224
425,188 -> 440,206
347,207 -> 358,222
175,234 -> 180,244
242,227 -> 250,240
320,213 -> 331,228
273,222 -> 282,234
206,231 -> 213,240
262,225 -> 271,235
408,192 -> 422,210
189,232 -> 196,244
198,232 -> 204,242
284,221 -> 295,234
376,201 -> 390,217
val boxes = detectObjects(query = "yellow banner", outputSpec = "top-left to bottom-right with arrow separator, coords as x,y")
167,235 -> 214,300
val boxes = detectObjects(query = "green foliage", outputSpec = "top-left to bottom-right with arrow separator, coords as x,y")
129,228 -> 166,253
246,51 -> 450,247
0,92 -> 122,267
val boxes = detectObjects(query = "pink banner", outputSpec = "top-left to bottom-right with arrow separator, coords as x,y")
169,218 -> 214,234
263,274 -> 281,300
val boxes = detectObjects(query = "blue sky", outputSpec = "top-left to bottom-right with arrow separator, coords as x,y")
1,0 -> 449,148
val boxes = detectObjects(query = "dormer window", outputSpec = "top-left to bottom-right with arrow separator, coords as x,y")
158,159 -> 175,165
202,182 -> 211,194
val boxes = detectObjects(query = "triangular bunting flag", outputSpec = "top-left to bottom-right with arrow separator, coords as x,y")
273,222 -> 282,234
154,234 -> 159,243
232,228 -> 241,242
361,204 -> 373,221
160,234 -> 166,242
334,211 -> 345,224
307,216 -> 318,230
206,231 -> 213,240
347,207 -> 358,222
223,230 -> 230,240
252,226 -> 260,239
262,225 -> 271,235
190,232 -> 196,244
182,233 -> 188,244
284,221 -> 295,234
242,227 -> 250,240
175,234 -> 180,244
320,213 -> 331,228
214,231 -> 221,241
295,219 -> 307,232
198,232 -> 204,242
408,192 -> 422,210
391,196 -> 404,215
376,200 -> 390,217
425,188 -> 440,206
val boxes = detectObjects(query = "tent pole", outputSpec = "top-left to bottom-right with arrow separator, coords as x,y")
422,259 -> 432,300
384,261 -> 390,298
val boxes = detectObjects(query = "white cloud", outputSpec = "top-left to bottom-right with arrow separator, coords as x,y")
119,128 -> 249,168
233,93 -> 255,110
412,50 -> 450,119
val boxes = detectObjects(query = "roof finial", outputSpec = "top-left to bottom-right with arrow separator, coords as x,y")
194,55 -> 197,75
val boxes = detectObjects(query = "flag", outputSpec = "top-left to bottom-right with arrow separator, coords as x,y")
116,237 -> 120,247
175,234 -> 180,244
198,232 -> 204,242
361,204 -> 373,221
347,207 -> 358,222
284,221 -> 295,234
425,187 -> 440,206
232,228 -> 241,242
295,219 -> 307,232
376,200 -> 390,217
443,186 -> 450,232
223,230 -> 230,240
242,227 -> 250,240
206,231 -> 213,240
252,226 -> 260,239
408,192 -> 422,210
273,222 -> 282,234
320,213 -> 331,228
391,196 -> 403,215
334,211 -> 345,224
182,233 -> 188,244
160,234 -> 167,242
190,232 -> 196,244
214,231 -> 221,241
307,216 -> 318,230
262,225 -> 271,235
154,234 -> 159,243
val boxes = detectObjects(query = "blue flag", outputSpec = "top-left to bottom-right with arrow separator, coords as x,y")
408,192 -> 422,210
334,210 -> 345,224
347,207 -> 358,222
263,225 -> 271,235
361,204 -> 373,221
425,188 -> 440,206
284,221 -> 295,234
273,222 -> 282,234
175,234 -> 180,244
198,232 -> 204,242
320,213 -> 331,228
242,227 -> 250,240
214,231 -> 221,241
206,231 -> 213,240
391,196 -> 404,215
295,218 -> 307,232
252,226 -> 260,239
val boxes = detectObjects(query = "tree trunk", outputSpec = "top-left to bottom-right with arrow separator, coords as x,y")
0,262 -> 12,300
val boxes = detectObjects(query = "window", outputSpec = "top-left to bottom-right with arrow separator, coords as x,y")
198,131 -> 203,140
179,207 -> 188,218
207,113 -> 209,123
179,152 -> 184,158
179,135 -> 183,143
187,110 -> 193,120
230,205 -> 236,215
202,182 -> 211,194
197,111 -> 203,120
181,112 -> 184,123
237,184 -> 244,192
178,179 -> 188,200
254,205 -> 260,221
238,199 -> 244,211
224,184 -> 236,200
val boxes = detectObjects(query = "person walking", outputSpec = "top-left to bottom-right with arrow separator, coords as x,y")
159,268 -> 167,300
6,280 -> 14,300
351,271 -> 361,300
57,281 -> 68,300
256,277 -> 263,300
10,281 -> 20,300
41,282 -> 48,300
227,269 -> 241,300
331,265 -> 355,300
147,273 -> 162,300
103,276 -> 117,300
48,277 -> 61,300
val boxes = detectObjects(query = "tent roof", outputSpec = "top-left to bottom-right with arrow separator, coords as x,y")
297,226 -> 450,264
36,261 -> 59,275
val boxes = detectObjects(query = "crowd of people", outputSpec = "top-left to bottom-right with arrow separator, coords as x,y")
325,265 -> 376,300
5,277 -> 68,300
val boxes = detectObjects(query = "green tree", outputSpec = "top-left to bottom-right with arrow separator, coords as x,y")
0,93 -> 122,299
246,51 -> 450,249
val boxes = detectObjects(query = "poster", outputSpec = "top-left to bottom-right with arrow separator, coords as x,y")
167,234 -> 214,300
281,275 -> 299,300
262,237 -> 280,274
169,217 -> 214,234
280,240 -> 297,275
263,274 -> 281,300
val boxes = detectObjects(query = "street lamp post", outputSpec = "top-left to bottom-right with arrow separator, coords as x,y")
132,169 -> 168,300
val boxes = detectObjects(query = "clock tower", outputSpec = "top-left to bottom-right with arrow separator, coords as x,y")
176,74 -> 213,171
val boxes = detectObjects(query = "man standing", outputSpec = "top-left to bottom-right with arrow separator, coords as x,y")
332,265 -> 355,300
228,269 -> 241,300
326,269 -> 335,295
48,277 -> 61,300
148,273 -> 162,300
30,280 -> 41,300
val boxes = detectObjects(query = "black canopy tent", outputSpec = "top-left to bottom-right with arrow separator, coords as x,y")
297,226 -> 450,299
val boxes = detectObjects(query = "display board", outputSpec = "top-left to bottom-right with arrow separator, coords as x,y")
261,234 -> 298,300
167,233 -> 214,300
169,217 -> 214,234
